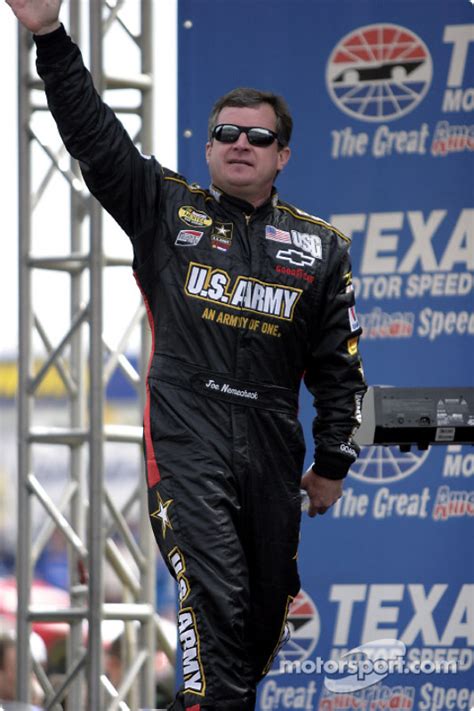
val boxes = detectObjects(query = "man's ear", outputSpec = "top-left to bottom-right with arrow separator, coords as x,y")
205,141 -> 212,164
277,145 -> 291,172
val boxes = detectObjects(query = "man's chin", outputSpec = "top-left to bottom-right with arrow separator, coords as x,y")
223,172 -> 255,188
225,163 -> 255,178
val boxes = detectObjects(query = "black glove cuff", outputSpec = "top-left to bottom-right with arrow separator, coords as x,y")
34,23 -> 74,63
312,454 -> 349,480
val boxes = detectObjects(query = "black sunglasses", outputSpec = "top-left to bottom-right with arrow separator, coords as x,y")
212,124 -> 280,147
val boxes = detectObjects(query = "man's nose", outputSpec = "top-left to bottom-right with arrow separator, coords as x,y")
233,131 -> 251,147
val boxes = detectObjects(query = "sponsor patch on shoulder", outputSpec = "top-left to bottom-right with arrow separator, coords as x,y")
276,248 -> 315,268
291,230 -> 322,259
275,264 -> 315,284
175,230 -> 203,247
347,337 -> 358,356
210,222 -> 233,251
348,305 -> 360,332
265,225 -> 291,243
178,205 -> 213,228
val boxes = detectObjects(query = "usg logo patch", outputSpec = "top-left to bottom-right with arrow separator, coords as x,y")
291,230 -> 322,259
326,24 -> 432,122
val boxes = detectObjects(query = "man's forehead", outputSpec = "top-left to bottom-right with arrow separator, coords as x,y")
216,104 -> 277,129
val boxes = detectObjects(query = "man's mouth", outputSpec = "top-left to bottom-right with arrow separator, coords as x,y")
228,159 -> 253,166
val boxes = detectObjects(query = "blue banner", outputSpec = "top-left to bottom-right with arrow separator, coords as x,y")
178,1 -> 474,708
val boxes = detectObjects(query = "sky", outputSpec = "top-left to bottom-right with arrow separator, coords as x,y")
0,1 -> 177,357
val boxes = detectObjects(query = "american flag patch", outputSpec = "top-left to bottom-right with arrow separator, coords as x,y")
265,225 -> 291,244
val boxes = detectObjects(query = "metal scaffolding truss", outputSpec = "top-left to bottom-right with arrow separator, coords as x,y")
17,2 -> 175,709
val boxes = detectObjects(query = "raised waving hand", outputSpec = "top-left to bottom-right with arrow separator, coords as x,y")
6,0 -> 61,34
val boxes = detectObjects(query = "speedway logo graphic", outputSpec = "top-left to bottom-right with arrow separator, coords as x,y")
326,24 -> 433,122
348,444 -> 430,485
269,589 -> 321,676
328,25 -> 474,158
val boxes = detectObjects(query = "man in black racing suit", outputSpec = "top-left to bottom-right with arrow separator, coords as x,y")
9,2 -> 367,708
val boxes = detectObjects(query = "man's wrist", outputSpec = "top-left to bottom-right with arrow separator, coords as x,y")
311,463 -> 346,481
34,20 -> 62,36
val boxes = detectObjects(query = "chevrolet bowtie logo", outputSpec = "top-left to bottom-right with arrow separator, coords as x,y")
276,249 -> 315,267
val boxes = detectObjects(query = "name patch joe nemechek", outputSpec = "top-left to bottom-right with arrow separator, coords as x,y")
185,262 -> 302,321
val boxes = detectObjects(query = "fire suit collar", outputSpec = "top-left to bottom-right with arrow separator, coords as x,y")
209,183 -> 279,216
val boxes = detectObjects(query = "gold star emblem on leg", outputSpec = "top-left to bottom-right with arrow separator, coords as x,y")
151,491 -> 173,538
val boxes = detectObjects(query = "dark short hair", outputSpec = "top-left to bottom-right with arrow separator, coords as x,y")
208,87 -> 293,147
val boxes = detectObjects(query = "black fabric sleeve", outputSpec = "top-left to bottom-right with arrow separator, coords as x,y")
304,237 -> 367,480
34,24 -> 162,255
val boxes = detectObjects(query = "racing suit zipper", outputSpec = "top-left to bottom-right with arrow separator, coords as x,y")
234,211 -> 255,381
232,210 -> 256,479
